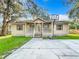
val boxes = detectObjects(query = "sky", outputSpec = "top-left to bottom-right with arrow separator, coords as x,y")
34,0 -> 72,15
0,0 -> 73,23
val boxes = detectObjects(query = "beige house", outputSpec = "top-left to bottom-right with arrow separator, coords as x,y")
9,18 -> 69,37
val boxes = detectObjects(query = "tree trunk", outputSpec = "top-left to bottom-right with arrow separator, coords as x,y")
1,0 -> 11,36
1,12 -> 8,36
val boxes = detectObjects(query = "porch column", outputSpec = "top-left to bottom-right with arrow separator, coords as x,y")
42,23 -> 43,37
24,23 -> 26,36
33,23 -> 36,37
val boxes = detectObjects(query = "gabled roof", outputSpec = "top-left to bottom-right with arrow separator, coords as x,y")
33,18 -> 46,22
21,18 -> 52,23
9,17 -> 69,24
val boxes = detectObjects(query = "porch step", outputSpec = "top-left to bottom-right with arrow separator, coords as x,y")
34,34 -> 42,38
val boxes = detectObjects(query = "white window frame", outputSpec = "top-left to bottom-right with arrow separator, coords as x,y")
56,24 -> 63,30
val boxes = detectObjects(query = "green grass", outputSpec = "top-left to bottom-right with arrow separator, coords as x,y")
0,36 -> 32,59
53,34 -> 79,39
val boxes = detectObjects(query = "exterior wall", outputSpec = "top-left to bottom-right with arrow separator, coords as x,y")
43,23 -> 52,37
11,24 -> 25,36
54,24 -> 69,36
10,22 -> 69,37
25,23 -> 34,37
43,23 -> 69,36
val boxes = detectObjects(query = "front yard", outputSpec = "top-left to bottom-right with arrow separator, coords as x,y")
0,35 -> 32,59
53,34 -> 79,39
0,34 -> 79,59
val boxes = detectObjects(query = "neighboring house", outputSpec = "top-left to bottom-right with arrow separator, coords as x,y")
9,18 -> 69,37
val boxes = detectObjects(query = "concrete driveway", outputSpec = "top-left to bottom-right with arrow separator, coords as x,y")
6,38 -> 79,59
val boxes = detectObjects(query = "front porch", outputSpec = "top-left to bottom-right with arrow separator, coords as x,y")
26,18 -> 52,37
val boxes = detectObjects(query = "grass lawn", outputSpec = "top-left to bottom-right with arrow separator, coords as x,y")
53,34 -> 79,39
0,35 -> 32,59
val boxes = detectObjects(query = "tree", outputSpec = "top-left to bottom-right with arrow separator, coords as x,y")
23,0 -> 50,20
0,0 -> 23,35
69,18 -> 79,30
0,0 -> 50,36
66,0 -> 79,18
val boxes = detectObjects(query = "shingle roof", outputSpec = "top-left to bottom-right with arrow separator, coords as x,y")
9,17 -> 69,24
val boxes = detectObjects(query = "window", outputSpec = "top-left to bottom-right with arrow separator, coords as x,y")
17,24 -> 23,30
56,25 -> 63,30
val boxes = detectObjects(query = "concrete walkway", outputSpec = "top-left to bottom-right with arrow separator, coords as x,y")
6,38 -> 79,59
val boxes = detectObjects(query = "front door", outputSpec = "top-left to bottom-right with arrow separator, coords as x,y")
34,23 -> 42,37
